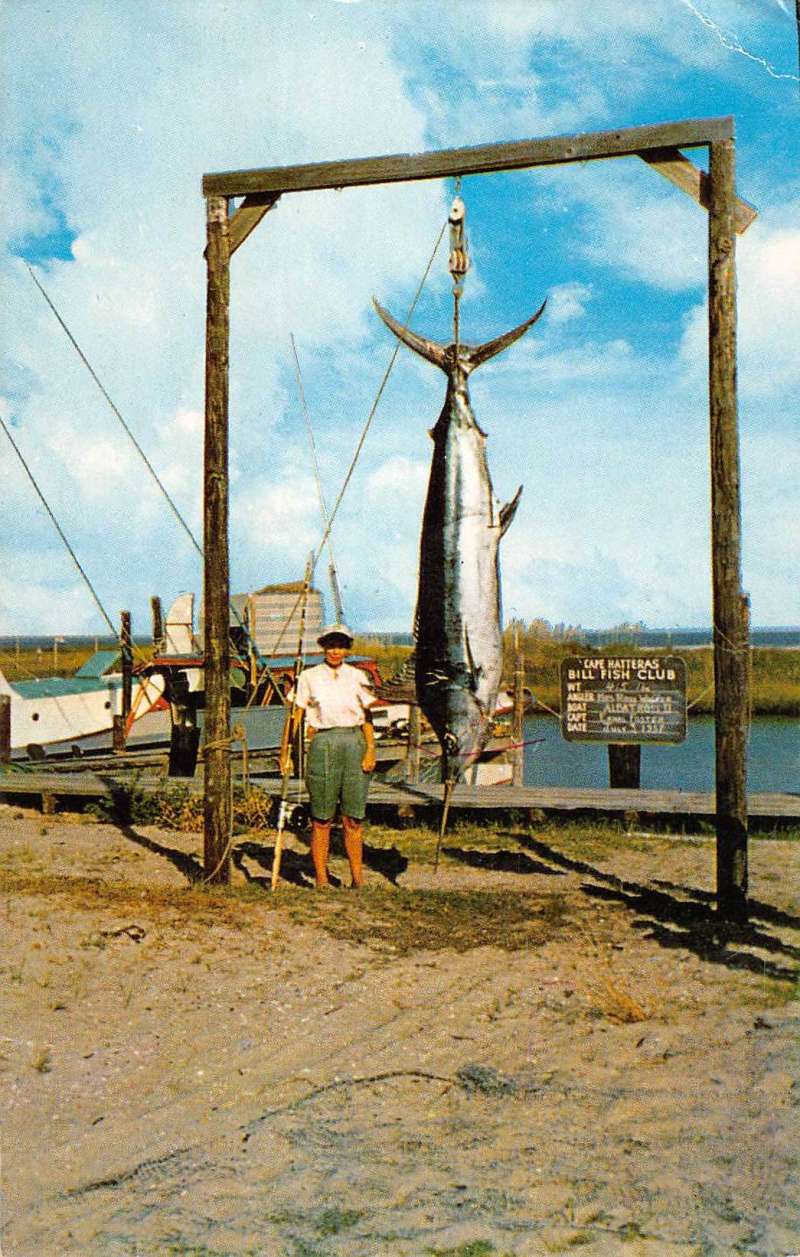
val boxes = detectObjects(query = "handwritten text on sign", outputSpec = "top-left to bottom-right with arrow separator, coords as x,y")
560,656 -> 687,743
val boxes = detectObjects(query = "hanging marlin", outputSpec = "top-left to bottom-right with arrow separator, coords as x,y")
373,201 -> 546,781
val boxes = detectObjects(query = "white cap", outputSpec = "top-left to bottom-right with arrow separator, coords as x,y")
317,622 -> 354,646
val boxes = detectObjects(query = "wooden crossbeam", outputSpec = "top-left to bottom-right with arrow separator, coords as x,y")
203,117 -> 734,198
640,147 -> 757,234
229,192 -> 282,255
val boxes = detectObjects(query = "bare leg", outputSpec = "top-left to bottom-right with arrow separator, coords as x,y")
310,820 -> 331,888
342,814 -> 364,888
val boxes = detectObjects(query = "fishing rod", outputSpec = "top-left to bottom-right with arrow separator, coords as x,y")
271,552 -> 314,890
289,333 -> 344,623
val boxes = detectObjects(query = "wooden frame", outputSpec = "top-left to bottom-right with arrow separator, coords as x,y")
202,116 -> 752,918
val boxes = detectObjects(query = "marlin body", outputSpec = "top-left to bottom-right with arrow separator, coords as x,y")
374,297 -> 546,781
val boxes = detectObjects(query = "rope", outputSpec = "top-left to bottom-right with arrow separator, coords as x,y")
25,263 -> 202,559
534,697 -> 563,720
2,419 -> 173,744
314,216 -> 448,570
200,722 -> 249,884
25,258 -> 290,698
2,416 -> 117,637
201,736 -> 236,755
712,622 -> 750,656
247,214 -> 448,701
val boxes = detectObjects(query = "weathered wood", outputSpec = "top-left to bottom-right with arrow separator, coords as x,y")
151,596 -> 164,650
2,769 -> 799,821
112,715 -> 126,752
0,695 -> 10,764
120,611 -> 132,720
608,744 -> 641,789
203,195 -> 232,884
203,117 -> 733,198
228,193 -> 281,254
640,147 -> 757,234
406,704 -> 422,785
512,631 -> 525,788
708,138 -> 748,921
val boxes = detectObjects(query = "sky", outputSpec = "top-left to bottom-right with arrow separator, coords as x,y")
1,0 -> 798,638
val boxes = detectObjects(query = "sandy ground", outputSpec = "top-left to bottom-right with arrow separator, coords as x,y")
1,804 -> 798,1257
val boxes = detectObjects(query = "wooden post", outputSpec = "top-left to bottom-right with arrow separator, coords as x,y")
203,194 -> 232,884
511,628 -> 525,787
608,744 -> 641,788
151,596 -> 164,652
120,611 -> 132,719
406,703 -> 421,784
0,694 -> 11,763
708,137 -> 748,920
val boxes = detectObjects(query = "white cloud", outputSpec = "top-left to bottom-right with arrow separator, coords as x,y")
679,204 -> 800,400
546,282 -> 593,324
1,0 -> 797,634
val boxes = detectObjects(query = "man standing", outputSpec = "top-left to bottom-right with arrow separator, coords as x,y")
280,624 -> 376,888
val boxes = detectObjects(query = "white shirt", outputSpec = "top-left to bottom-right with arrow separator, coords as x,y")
293,662 -> 376,730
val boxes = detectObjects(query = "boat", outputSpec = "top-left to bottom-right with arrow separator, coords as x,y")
0,592 -> 209,756
0,648 -> 166,755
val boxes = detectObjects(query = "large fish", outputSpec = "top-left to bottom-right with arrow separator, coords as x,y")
373,297 -> 547,781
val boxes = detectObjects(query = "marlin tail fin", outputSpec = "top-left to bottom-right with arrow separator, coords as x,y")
372,299 -> 448,370
464,299 -> 547,371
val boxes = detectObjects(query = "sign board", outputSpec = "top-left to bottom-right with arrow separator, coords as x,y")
560,655 -> 687,743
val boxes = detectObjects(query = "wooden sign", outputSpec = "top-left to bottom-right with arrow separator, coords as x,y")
560,655 -> 687,743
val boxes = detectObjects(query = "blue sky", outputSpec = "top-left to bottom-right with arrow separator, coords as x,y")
1,0 -> 798,636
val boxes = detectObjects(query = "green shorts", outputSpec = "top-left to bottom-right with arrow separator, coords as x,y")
306,727 -> 370,822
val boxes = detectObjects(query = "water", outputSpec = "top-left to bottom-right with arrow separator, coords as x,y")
524,715 -> 798,794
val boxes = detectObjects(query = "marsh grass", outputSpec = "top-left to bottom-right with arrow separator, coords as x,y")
273,883 -> 573,954
0,856 -> 573,955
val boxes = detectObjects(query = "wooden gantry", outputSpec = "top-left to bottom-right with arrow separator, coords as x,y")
202,115 -> 754,919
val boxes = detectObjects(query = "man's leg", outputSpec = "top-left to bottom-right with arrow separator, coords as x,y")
310,819 -> 332,888
341,814 -> 364,888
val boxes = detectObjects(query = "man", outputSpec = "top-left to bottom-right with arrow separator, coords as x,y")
280,623 -> 377,888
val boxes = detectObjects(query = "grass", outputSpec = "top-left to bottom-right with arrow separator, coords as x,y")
426,1242 -> 508,1257
5,638 -> 798,714
274,883 -> 573,954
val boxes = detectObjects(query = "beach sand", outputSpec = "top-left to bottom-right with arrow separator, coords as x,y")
1,805 -> 798,1256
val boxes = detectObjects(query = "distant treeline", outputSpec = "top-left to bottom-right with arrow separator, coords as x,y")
355,621 -> 800,718
363,622 -> 800,649
3,626 -> 798,716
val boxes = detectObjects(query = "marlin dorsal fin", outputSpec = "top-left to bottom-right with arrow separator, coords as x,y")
499,485 -> 523,538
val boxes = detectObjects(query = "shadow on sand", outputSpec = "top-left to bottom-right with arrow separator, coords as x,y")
506,831 -> 800,983
114,823 -> 408,891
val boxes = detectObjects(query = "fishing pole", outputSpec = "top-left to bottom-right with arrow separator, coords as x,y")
271,552 -> 314,890
289,333 -> 344,623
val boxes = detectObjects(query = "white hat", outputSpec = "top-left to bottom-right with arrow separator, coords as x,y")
317,622 -> 354,646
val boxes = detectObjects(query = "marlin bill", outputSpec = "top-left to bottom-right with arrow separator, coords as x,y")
374,296 -> 546,782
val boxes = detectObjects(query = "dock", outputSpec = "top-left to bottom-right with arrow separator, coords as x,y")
1,766 -> 798,824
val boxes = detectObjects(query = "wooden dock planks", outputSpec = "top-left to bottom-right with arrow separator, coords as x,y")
1,768 -> 797,821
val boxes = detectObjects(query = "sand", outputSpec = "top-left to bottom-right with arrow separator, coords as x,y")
1,804 -> 798,1257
